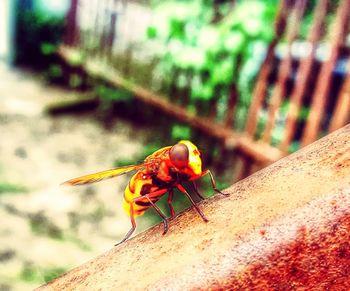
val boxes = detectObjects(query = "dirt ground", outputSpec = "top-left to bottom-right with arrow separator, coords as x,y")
0,63 -> 151,290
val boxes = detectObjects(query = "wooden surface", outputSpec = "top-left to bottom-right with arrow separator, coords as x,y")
37,124 -> 350,290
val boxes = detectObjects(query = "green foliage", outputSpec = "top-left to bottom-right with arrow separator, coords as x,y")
29,212 -> 91,250
95,85 -> 133,102
114,158 -> 136,167
298,105 -> 310,122
15,7 -> 65,68
114,142 -> 163,168
288,141 -> 300,153
69,74 -> 83,88
63,233 -> 92,251
29,213 -> 63,239
20,263 -> 43,282
20,263 -> 68,283
0,182 -> 27,194
147,26 -> 158,39
48,64 -> 63,78
171,124 -> 191,141
149,0 -> 278,127
140,143 -> 165,160
271,124 -> 285,146
42,267 -> 68,282
66,50 -> 86,66
40,42 -> 57,56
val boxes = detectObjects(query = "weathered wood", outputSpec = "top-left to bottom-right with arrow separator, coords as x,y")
106,10 -> 117,59
262,0 -> 306,144
245,0 -> 291,137
209,96 -> 218,121
179,70 -> 192,107
83,0 -> 99,54
301,0 -> 350,146
45,95 -> 98,115
328,60 -> 350,132
279,0 -> 328,153
36,125 -> 350,290
224,82 -> 239,128
236,155 -> 253,181
58,46 -> 282,165
64,0 -> 79,46
224,54 -> 242,128
93,0 -> 103,57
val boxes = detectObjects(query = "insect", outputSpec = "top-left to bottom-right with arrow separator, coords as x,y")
62,140 -> 224,245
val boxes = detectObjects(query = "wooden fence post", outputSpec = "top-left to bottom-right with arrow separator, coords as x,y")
64,0 -> 79,46
262,0 -> 307,144
301,0 -> 350,146
279,0 -> 328,153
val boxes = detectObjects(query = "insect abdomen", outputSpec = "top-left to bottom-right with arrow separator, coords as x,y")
123,171 -> 165,217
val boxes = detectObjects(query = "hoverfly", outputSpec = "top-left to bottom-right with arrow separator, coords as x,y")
62,140 -> 223,245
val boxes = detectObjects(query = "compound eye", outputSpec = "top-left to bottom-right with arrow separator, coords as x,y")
169,143 -> 189,168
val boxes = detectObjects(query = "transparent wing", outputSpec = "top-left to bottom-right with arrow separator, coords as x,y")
61,164 -> 145,186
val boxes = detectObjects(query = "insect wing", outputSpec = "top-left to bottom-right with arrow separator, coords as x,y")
62,164 -> 144,186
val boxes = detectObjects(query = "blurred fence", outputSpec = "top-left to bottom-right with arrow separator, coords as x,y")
60,0 -> 350,180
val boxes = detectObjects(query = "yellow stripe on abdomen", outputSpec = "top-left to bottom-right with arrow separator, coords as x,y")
123,171 -> 161,217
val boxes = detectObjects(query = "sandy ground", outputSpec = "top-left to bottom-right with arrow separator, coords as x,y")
0,63 -> 149,290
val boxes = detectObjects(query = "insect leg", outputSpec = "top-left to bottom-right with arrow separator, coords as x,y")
168,189 -> 175,218
133,189 -> 169,235
144,195 -> 168,235
191,181 -> 206,200
115,203 -> 136,246
177,184 -> 208,222
202,169 -> 227,195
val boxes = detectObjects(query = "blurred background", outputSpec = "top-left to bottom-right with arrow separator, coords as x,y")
1,0 -> 349,289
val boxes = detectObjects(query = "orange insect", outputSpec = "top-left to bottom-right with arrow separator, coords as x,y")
62,140 -> 223,245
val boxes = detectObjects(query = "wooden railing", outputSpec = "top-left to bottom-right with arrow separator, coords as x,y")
36,124 -> 350,290
58,45 -> 282,167
59,0 -> 350,181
